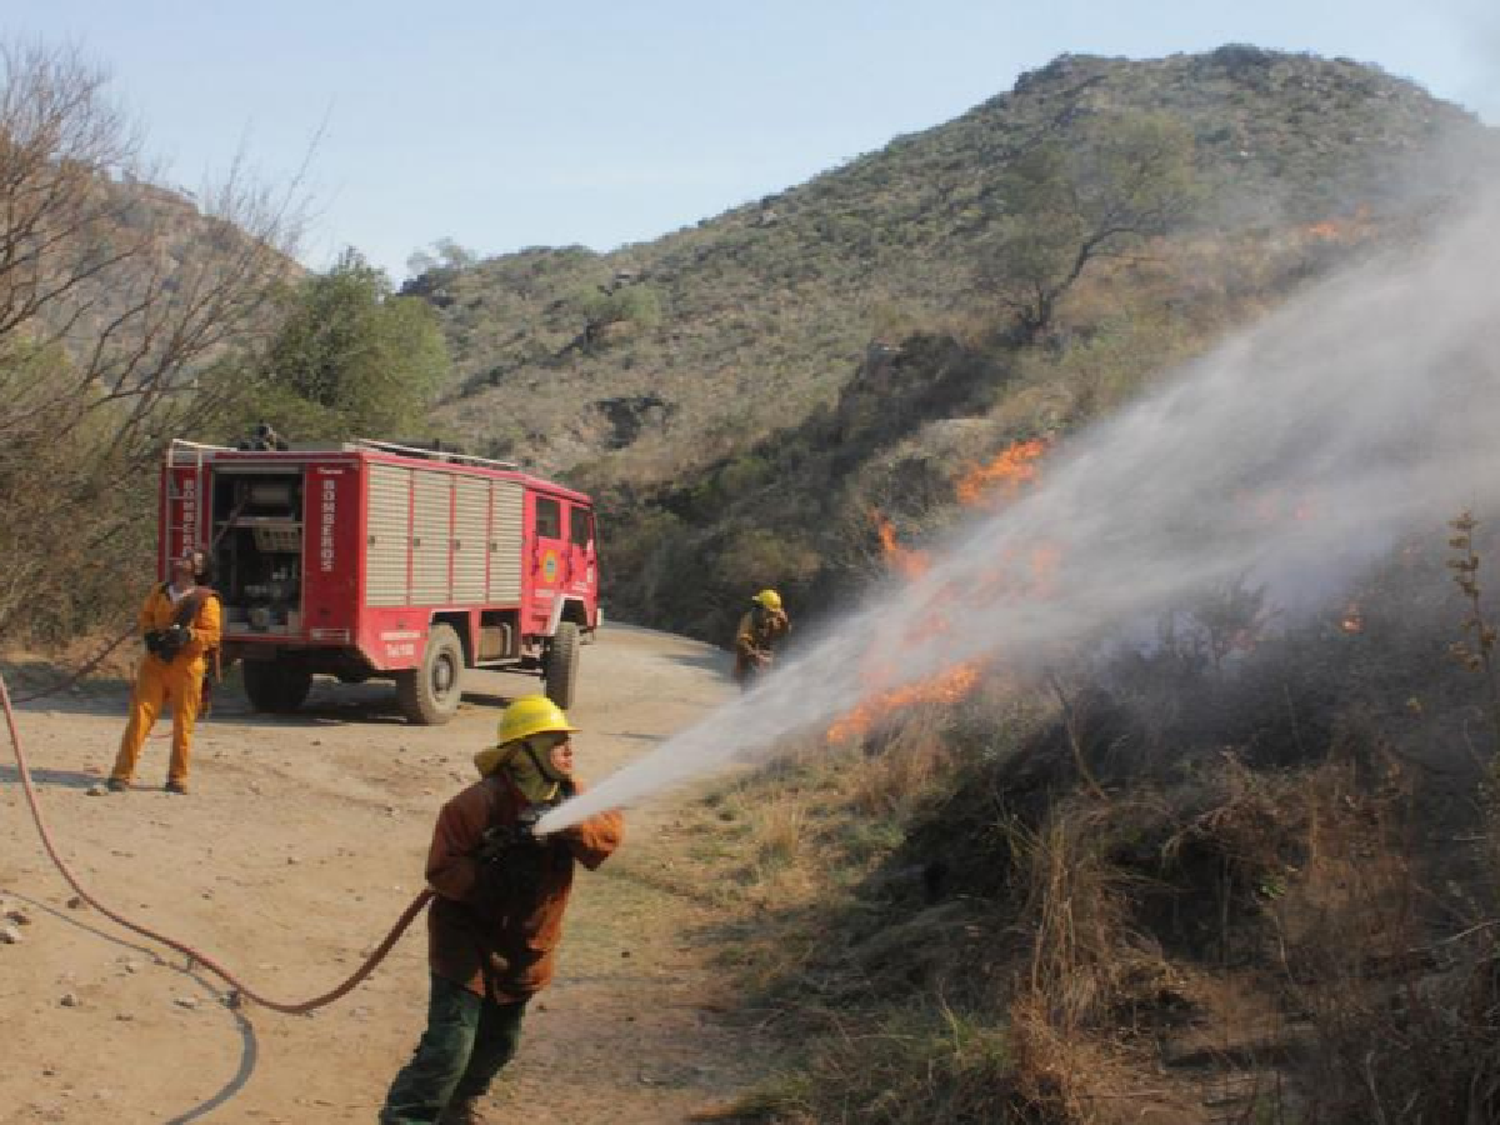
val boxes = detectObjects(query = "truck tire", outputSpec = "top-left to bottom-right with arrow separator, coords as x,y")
397,623 -> 463,725
242,662 -> 313,714
543,621 -> 580,710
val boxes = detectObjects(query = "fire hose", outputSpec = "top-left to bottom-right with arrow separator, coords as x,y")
0,671 -> 432,1015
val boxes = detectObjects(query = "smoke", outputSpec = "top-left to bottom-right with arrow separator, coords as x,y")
539,185 -> 1500,835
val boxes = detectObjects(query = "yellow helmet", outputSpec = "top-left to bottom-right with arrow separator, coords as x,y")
753,589 -> 783,611
496,695 -> 578,747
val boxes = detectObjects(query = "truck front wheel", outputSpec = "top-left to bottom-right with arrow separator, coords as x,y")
242,663 -> 313,714
397,623 -> 464,725
543,621 -> 580,710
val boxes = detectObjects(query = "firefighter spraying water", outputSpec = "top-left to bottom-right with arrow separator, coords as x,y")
380,696 -> 623,1124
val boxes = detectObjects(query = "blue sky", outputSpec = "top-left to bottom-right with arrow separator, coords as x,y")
8,1 -> 1496,280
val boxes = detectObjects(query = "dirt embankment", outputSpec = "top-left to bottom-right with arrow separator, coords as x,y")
0,625 -> 773,1123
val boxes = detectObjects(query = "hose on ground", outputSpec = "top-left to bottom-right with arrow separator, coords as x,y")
0,671 -> 432,1014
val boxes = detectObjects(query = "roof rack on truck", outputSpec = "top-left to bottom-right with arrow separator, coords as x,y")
348,438 -> 519,471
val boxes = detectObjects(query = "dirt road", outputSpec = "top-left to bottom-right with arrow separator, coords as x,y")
0,625 -> 772,1123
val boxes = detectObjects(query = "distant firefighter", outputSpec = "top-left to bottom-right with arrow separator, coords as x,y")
733,588 -> 790,688
107,549 -> 221,795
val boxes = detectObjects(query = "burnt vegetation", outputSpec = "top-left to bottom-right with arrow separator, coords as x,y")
678,521 -> 1500,1122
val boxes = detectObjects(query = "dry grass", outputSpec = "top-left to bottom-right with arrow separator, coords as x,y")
752,796 -> 808,871
681,547 -> 1500,1124
993,744 -> 1500,1124
749,1004 -> 1023,1125
847,726 -> 953,818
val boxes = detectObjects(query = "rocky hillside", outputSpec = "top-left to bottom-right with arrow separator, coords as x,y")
421,47 -> 1484,480
409,47 -> 1492,644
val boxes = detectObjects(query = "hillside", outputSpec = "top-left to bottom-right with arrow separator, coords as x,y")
421,46 -> 1485,485
30,175 -> 302,353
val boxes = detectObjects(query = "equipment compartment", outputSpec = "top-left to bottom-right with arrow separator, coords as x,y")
211,471 -> 306,634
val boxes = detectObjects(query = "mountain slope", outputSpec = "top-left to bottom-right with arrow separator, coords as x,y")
422,47 -> 1486,484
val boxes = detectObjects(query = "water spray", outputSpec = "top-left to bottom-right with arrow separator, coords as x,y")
539,188 -> 1500,836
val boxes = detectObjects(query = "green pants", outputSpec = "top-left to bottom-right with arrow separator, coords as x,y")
381,974 -> 528,1124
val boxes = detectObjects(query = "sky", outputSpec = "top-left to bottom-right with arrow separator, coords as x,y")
7,1 -> 1497,280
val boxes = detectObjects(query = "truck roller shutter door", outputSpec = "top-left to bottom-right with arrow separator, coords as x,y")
488,480 -> 524,602
453,476 -> 488,601
411,471 -> 452,604
366,463 -> 411,607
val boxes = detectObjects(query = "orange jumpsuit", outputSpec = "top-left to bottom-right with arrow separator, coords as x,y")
110,584 -> 221,788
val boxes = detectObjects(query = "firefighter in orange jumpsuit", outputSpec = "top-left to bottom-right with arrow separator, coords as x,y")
381,696 -> 623,1125
733,588 -> 790,688
108,550 -> 221,794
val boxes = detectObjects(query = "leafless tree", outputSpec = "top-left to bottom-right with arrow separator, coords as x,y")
0,40 -> 302,639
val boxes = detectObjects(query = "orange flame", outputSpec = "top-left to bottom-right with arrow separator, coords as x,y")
1302,206 -> 1374,245
1028,543 -> 1063,600
872,511 -> 929,579
955,439 -> 1050,506
826,662 -> 982,743
830,441 -> 1058,743
1340,602 -> 1364,634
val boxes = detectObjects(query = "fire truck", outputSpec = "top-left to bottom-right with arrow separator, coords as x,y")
161,438 -> 600,724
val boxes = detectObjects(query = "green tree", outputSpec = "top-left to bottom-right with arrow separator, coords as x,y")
980,113 -> 1201,341
251,249 -> 450,439
570,282 -> 663,349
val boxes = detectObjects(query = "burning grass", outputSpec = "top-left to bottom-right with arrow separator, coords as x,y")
687,518 -> 1500,1123
828,440 -> 1054,746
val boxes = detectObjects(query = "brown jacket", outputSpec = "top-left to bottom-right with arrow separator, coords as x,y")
425,773 -> 623,1002
734,607 -> 789,674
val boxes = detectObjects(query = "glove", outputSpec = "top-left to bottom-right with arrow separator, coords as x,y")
473,801 -> 563,905
475,806 -> 547,863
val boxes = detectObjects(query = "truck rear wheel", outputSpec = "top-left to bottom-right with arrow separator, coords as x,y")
242,662 -> 313,714
397,623 -> 463,725
543,621 -> 580,710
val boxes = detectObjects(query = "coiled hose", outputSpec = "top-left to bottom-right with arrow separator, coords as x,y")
0,671 -> 432,1014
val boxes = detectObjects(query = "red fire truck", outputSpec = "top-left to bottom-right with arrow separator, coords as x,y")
161,438 -> 601,724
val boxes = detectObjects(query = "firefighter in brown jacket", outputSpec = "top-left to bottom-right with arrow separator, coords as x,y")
733,588 -> 790,688
108,549 -> 220,794
380,696 -> 624,1125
